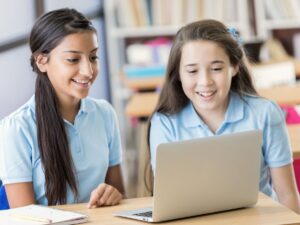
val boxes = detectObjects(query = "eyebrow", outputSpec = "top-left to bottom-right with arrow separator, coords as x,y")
63,48 -> 98,54
184,60 -> 225,67
211,60 -> 225,64
184,63 -> 197,67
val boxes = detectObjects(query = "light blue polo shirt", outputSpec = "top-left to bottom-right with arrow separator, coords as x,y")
150,91 -> 292,199
0,96 -> 122,205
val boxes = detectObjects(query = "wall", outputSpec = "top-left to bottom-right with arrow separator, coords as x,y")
0,0 -> 109,120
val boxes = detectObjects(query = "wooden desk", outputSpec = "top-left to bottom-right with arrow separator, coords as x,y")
56,193 -> 300,225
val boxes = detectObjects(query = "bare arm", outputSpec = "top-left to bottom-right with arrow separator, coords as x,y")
271,164 -> 300,214
105,164 -> 125,196
5,182 -> 35,208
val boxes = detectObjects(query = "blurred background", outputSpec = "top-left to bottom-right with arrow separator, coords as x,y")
2,0 -> 300,198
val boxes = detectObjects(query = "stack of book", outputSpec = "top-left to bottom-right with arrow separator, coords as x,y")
0,204 -> 88,225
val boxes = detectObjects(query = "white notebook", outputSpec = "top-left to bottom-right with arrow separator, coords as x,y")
0,204 -> 88,225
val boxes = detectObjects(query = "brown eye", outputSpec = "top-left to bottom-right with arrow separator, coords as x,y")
90,55 -> 99,62
211,67 -> 222,71
66,58 -> 79,63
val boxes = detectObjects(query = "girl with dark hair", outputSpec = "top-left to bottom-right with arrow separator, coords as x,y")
0,8 -> 124,208
148,19 -> 300,213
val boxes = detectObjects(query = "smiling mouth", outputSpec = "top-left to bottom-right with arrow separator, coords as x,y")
196,91 -> 216,97
72,79 -> 91,84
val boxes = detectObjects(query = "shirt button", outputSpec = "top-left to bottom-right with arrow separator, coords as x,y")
76,139 -> 81,153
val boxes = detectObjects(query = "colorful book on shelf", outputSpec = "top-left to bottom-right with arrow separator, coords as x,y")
124,64 -> 166,78
0,204 -> 88,225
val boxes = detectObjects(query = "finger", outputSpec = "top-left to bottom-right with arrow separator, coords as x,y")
106,189 -> 122,206
113,191 -> 123,205
99,185 -> 114,206
105,189 -> 118,205
87,184 -> 106,208
87,190 -> 98,209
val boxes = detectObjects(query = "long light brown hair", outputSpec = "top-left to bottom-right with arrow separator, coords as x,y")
145,19 -> 257,193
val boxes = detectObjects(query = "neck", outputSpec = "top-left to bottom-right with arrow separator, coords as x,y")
59,97 -> 80,124
198,110 -> 225,134
194,97 -> 230,134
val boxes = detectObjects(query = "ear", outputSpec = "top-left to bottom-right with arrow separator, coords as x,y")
35,54 -> 48,73
232,65 -> 239,77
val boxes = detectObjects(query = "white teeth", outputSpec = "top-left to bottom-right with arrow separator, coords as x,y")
73,79 -> 89,84
199,91 -> 214,97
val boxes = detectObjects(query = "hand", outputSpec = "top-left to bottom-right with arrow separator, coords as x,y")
87,183 -> 123,208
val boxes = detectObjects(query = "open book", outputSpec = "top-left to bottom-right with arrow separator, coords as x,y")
0,204 -> 88,224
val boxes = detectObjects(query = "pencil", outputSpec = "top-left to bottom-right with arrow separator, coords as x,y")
10,213 -> 53,224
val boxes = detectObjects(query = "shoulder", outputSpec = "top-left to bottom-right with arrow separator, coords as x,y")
0,97 -> 37,151
83,97 -> 118,124
1,97 -> 36,132
242,94 -> 284,125
151,109 -> 183,133
151,111 -> 177,124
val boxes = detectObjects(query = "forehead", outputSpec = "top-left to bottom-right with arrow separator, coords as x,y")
180,40 -> 229,64
52,31 -> 98,52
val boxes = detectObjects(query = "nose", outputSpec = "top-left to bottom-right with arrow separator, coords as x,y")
80,59 -> 93,78
197,70 -> 213,86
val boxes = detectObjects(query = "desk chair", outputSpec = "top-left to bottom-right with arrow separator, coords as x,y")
0,184 -> 9,210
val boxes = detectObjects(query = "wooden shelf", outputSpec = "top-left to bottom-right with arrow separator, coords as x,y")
125,92 -> 159,118
258,84 -> 300,105
109,26 -> 180,38
120,72 -> 164,90
109,21 -> 242,38
264,20 -> 300,30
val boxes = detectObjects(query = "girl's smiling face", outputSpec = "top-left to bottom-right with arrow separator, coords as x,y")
179,40 -> 238,118
37,31 -> 99,105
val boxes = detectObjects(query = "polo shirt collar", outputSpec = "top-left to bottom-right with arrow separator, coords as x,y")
28,95 -> 96,116
79,97 -> 95,114
224,91 -> 244,123
183,102 -> 206,128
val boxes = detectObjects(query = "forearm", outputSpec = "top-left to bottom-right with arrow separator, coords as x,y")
5,183 -> 35,208
105,165 -> 125,196
277,192 -> 300,214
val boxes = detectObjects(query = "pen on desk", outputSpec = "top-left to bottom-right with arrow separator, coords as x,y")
10,213 -> 53,224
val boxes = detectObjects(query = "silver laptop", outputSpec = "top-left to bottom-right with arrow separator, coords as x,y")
115,130 -> 262,222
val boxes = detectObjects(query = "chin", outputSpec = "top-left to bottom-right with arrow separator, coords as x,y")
195,103 -> 217,112
75,92 -> 89,100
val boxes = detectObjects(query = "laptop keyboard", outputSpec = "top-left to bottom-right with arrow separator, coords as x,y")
134,211 -> 153,218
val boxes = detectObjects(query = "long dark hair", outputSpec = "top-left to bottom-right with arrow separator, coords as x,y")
30,8 -> 96,205
145,19 -> 258,193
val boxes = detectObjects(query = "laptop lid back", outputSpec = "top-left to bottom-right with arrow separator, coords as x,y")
152,130 -> 262,222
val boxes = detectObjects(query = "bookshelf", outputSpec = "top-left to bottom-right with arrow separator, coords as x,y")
254,0 -> 300,39
104,0 -> 252,122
